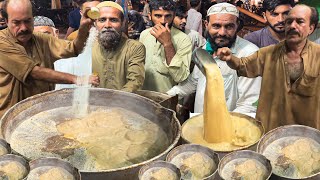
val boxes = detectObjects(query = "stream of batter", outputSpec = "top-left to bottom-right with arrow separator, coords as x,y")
182,63 -> 262,151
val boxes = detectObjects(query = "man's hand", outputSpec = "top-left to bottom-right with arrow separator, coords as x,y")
217,47 -> 241,70
76,74 -> 100,87
216,47 -> 233,61
78,8 -> 94,34
89,74 -> 99,87
150,23 -> 172,46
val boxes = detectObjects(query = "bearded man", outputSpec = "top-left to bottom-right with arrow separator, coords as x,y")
167,3 -> 261,117
92,1 -> 145,92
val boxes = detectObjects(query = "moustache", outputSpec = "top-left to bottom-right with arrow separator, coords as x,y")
102,28 -> 116,33
213,35 -> 230,40
274,22 -> 285,27
17,30 -> 31,36
287,29 -> 299,35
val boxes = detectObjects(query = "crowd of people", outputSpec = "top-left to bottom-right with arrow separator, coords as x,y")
0,0 -> 319,133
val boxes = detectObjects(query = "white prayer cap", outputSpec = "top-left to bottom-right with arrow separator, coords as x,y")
207,3 -> 239,17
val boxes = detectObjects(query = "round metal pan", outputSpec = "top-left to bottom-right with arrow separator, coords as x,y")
1,88 -> 181,180
28,157 -> 80,180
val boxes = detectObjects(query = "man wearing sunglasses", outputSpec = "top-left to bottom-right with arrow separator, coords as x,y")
167,3 -> 261,117
245,0 -> 295,48
217,4 -> 320,131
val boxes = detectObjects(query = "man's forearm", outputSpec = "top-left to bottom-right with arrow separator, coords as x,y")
164,43 -> 176,65
30,66 -> 77,84
73,27 -> 90,53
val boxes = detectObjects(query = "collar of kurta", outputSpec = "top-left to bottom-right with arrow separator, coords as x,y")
282,39 -> 311,57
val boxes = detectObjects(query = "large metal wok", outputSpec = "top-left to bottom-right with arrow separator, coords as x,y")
0,88 -> 181,180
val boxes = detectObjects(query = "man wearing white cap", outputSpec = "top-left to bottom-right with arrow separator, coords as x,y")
167,3 -> 261,117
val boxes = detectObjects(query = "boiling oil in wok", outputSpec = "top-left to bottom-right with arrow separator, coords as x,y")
10,107 -> 169,171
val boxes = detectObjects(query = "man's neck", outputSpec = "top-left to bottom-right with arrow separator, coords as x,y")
18,41 -> 31,52
285,39 -> 307,57
267,26 -> 285,41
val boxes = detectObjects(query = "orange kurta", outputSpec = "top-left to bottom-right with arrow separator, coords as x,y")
236,40 -> 320,132
0,29 -> 78,118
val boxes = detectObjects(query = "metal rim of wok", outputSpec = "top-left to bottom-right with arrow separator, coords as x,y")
0,154 -> 30,178
0,138 -> 11,155
0,88 -> 182,174
218,150 -> 272,180
138,160 -> 181,180
29,157 -> 81,180
181,112 -> 265,153
166,143 -> 220,180
257,124 -> 320,179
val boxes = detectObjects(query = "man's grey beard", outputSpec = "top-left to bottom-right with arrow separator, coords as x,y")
98,28 -> 122,50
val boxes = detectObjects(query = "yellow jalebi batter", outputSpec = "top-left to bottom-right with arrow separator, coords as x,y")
0,146 -> 8,156
148,168 -> 178,180
203,63 -> 234,143
182,63 -> 261,151
56,108 -> 168,170
0,161 -> 28,180
280,138 -> 320,178
39,168 -> 74,180
234,160 -> 267,180
170,152 -> 215,179
182,114 -> 261,151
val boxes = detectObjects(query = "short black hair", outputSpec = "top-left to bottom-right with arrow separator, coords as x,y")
262,0 -> 295,12
149,0 -> 176,13
1,0 -> 8,19
189,0 -> 200,8
175,5 -> 187,18
75,0 -> 101,7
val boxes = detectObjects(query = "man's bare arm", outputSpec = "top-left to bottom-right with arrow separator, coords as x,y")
30,66 -> 100,86
73,9 -> 94,53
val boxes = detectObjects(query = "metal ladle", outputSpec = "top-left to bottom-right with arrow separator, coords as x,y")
192,48 -> 217,75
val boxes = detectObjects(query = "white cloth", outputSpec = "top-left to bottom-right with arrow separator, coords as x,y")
185,29 -> 206,51
207,2 -> 239,17
167,36 -> 261,115
54,51 -> 92,89
186,8 -> 203,35
54,28 -> 97,89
